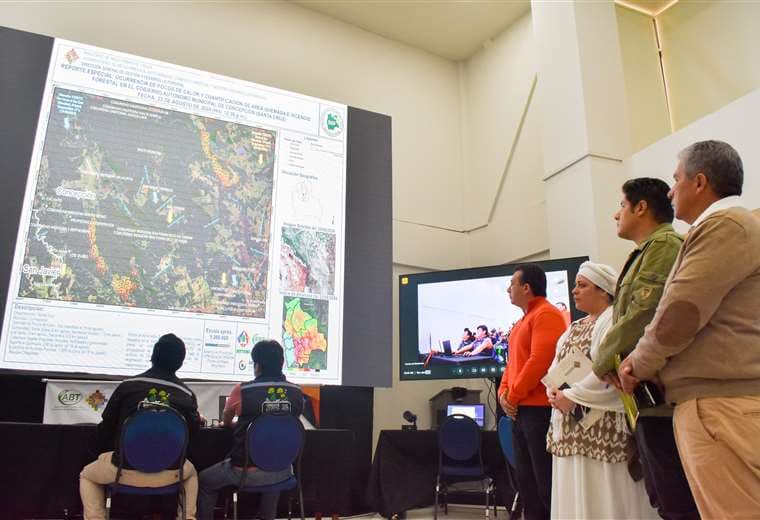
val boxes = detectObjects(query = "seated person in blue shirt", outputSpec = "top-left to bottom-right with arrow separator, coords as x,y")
80,333 -> 202,520
454,325 -> 494,357
197,340 -> 304,520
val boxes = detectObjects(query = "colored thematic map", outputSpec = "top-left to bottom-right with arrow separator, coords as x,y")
18,88 -> 276,318
282,296 -> 328,370
279,225 -> 336,297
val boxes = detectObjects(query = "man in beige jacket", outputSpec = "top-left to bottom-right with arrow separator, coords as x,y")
619,140 -> 760,518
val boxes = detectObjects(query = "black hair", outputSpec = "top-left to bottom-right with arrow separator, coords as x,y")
622,177 -> 674,224
151,333 -> 186,373
251,339 -> 285,377
514,263 -> 547,297
477,324 -> 488,335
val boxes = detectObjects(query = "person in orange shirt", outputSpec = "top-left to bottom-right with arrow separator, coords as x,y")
498,264 -> 567,520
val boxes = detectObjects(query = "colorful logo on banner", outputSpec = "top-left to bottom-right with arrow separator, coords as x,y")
65,48 -> 79,64
321,108 -> 344,138
57,389 -> 83,406
237,330 -> 250,348
86,390 -> 108,411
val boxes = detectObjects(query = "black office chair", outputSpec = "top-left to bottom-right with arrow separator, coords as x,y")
230,412 -> 306,520
435,414 -> 495,519
106,401 -> 189,520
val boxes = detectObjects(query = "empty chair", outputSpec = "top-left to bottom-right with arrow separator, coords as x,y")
435,414 -> 494,519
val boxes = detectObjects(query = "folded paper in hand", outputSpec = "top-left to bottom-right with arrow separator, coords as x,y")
541,349 -> 603,430
541,349 -> 592,390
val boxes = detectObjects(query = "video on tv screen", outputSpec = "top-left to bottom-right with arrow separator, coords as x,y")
399,257 -> 588,381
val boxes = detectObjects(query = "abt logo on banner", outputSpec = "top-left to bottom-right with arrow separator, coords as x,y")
57,389 -> 83,405
43,380 -> 117,424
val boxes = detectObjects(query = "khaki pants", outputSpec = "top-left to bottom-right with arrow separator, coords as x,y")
674,396 -> 760,519
80,451 -> 198,520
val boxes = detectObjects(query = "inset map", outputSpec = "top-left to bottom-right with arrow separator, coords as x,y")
277,172 -> 340,229
282,296 -> 328,370
18,88 -> 276,318
279,225 -> 336,297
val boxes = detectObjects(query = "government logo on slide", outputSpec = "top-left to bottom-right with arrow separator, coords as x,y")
321,107 -> 344,138
57,389 -> 83,406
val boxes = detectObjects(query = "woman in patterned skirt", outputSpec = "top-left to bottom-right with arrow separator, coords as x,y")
545,261 -> 656,519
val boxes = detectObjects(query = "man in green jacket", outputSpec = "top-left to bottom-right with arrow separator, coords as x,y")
593,178 -> 698,520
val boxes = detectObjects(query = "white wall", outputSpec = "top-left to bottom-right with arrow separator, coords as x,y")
615,5 -> 671,152
460,14 -> 537,230
458,12 -> 550,266
625,88 -> 760,233
658,1 -> 760,132
468,84 -> 551,266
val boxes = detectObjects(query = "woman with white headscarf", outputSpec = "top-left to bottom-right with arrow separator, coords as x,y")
545,261 -> 656,519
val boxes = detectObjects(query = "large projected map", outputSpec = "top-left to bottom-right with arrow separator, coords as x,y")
0,39 -> 346,384
19,88 -> 275,318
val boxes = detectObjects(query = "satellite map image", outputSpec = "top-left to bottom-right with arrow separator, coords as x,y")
279,224 -> 336,297
18,88 -> 276,318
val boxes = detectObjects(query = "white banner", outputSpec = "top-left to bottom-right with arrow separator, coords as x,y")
44,379 -> 237,425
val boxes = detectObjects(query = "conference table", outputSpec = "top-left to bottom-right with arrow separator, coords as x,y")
367,430 -> 518,518
0,422 -> 353,518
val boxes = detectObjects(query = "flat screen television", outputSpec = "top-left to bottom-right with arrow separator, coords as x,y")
446,403 -> 486,428
399,256 -> 588,381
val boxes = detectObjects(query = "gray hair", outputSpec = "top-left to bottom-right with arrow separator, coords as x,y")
677,140 -> 743,197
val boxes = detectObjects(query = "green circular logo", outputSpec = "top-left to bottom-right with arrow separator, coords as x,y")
321,108 -> 344,138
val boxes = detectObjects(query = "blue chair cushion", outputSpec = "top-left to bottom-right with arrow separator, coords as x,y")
122,408 -> 186,472
248,414 -> 303,472
109,482 -> 181,495
497,416 -> 516,467
438,415 -> 480,461
440,464 -> 487,478
240,476 -> 297,494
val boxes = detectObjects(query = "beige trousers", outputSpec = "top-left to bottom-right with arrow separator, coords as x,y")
79,451 -> 198,520
674,396 -> 760,519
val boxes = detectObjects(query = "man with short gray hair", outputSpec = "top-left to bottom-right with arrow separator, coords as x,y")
619,140 -> 760,518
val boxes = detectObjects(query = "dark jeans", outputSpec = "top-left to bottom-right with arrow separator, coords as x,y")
197,459 -> 291,520
635,416 -> 700,520
512,406 -> 552,520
